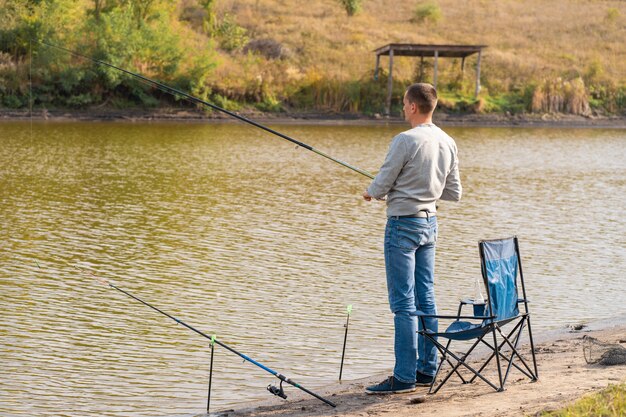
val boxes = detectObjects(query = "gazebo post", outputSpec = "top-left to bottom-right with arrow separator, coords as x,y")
475,49 -> 482,97
433,50 -> 439,89
461,56 -> 466,82
385,48 -> 394,116
374,54 -> 380,80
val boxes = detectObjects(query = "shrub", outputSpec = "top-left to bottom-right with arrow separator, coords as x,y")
605,7 -> 621,23
64,93 -> 95,108
211,93 -> 241,111
338,0 -> 362,16
531,77 -> 590,115
413,1 -> 442,24
243,39 -> 290,60
584,58 -> 605,85
217,13 -> 249,52
587,81 -> 625,114
175,50 -> 216,101
2,94 -> 24,108
255,93 -> 282,112
285,70 -> 398,115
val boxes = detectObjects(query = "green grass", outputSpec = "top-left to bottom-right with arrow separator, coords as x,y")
436,89 -> 533,114
539,383 -> 626,417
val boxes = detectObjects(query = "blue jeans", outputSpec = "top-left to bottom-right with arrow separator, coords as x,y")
384,216 -> 438,383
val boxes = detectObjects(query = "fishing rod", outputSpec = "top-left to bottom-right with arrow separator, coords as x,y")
39,40 -> 375,180
78,266 -> 336,408
338,304 -> 352,381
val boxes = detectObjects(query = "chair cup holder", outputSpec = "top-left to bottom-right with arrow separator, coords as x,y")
473,302 -> 488,318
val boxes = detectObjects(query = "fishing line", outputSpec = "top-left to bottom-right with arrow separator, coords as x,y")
38,40 -> 375,180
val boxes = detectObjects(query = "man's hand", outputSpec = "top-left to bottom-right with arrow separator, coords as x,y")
363,190 -> 373,201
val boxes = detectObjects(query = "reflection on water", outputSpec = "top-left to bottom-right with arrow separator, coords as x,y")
1,121 -> 625,416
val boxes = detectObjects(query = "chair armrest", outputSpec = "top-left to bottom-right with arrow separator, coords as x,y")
458,298 -> 490,318
459,298 -> 530,306
460,298 -> 488,305
411,312 -> 496,320
460,298 -> 528,305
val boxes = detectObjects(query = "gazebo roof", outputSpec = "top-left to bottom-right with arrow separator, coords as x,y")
374,43 -> 487,58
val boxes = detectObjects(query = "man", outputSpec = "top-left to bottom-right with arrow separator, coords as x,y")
363,83 -> 462,394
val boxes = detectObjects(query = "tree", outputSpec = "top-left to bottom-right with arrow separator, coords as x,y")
128,0 -> 157,28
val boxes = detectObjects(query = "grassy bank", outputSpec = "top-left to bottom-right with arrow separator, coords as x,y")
540,383 -> 625,417
1,0 -> 624,116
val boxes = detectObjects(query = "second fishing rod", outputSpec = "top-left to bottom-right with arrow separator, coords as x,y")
80,266 -> 337,408
39,41 -> 375,180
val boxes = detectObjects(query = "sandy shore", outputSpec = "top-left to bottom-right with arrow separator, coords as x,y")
221,316 -> 626,417
1,108 -> 625,128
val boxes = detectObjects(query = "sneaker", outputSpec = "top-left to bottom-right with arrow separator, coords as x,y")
365,376 -> 416,394
415,370 -> 434,386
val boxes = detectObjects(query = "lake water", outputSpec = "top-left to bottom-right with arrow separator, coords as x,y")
1,121 -> 624,416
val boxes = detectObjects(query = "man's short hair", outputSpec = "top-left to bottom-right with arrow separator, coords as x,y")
405,83 -> 438,114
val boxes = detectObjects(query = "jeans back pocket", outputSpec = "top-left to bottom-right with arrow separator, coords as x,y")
394,224 -> 429,250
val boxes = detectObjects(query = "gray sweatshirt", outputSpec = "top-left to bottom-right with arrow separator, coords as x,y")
366,123 -> 462,217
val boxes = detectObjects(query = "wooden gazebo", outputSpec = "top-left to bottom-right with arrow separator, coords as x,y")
374,43 -> 487,115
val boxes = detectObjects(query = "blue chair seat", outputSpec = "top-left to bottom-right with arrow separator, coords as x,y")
436,320 -> 489,341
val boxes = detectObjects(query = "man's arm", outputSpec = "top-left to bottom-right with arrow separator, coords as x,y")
365,135 -> 407,200
440,149 -> 462,202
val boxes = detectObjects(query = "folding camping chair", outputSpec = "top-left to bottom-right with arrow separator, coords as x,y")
416,236 -> 539,394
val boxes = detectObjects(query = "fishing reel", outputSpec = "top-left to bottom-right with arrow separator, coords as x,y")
267,380 -> 287,399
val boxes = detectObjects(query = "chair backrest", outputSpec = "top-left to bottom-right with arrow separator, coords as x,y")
479,237 -> 520,322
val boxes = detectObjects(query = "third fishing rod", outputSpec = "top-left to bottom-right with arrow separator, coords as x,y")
39,40 -> 375,180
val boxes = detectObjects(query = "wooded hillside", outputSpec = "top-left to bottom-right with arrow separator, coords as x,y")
1,0 -> 624,115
